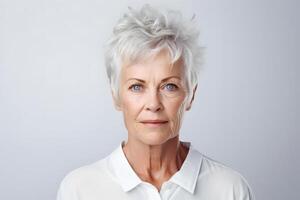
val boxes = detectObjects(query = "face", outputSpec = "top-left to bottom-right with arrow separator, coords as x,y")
115,51 -> 195,146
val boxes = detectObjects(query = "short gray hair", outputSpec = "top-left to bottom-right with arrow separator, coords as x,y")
104,4 -> 204,101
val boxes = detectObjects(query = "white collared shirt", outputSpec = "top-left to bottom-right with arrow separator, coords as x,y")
57,141 -> 254,200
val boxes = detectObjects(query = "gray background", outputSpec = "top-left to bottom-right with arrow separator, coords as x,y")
0,0 -> 299,199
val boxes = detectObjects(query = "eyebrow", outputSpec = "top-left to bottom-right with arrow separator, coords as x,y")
126,76 -> 181,83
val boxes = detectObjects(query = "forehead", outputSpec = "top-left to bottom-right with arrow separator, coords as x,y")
120,51 -> 185,80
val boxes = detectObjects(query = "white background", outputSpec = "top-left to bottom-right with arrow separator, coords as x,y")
0,0 -> 299,199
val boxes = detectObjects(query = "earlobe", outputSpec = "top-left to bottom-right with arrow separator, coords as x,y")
186,85 -> 197,111
114,102 -> 122,111
111,90 -> 122,111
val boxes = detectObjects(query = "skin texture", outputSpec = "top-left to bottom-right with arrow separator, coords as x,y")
113,50 -> 197,192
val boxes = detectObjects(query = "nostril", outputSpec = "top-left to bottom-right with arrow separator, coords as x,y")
146,105 -> 162,112
145,102 -> 163,112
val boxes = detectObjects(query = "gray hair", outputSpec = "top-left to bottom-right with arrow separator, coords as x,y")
104,4 -> 204,102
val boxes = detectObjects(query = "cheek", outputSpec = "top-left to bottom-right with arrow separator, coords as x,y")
165,96 -> 186,116
121,94 -> 143,119
164,97 -> 187,128
165,101 -> 186,135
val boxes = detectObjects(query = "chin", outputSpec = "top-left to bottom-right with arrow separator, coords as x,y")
138,131 -> 176,146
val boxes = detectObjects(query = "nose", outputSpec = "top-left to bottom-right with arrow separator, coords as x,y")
145,89 -> 163,112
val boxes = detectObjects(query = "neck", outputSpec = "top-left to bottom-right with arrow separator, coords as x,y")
122,136 -> 189,188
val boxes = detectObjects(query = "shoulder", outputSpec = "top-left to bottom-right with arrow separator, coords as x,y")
57,158 -> 120,200
195,152 -> 254,199
60,158 -> 110,186
200,155 -> 247,184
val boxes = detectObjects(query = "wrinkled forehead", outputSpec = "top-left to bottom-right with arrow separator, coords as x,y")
120,52 -> 185,82
120,50 -> 185,80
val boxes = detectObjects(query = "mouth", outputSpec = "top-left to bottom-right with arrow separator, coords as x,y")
140,120 -> 168,127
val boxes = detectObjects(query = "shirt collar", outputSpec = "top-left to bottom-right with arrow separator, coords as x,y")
168,141 -> 203,194
106,140 -> 203,194
106,141 -> 142,192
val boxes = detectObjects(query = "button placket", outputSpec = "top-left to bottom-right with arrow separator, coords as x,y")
142,182 -> 162,200
160,182 -> 175,200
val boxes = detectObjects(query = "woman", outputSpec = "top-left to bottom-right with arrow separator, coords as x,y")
57,5 -> 254,200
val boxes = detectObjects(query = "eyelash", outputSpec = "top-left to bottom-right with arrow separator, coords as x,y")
129,83 -> 179,92
129,84 -> 143,92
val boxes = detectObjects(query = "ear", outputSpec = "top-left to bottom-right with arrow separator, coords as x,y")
111,90 -> 122,111
186,85 -> 197,111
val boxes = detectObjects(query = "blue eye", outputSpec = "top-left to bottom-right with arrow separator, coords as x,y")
164,83 -> 178,91
130,84 -> 142,92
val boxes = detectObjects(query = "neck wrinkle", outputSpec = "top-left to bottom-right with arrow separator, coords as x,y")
122,137 -> 189,182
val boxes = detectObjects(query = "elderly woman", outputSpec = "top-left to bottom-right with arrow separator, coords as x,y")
57,5 -> 254,200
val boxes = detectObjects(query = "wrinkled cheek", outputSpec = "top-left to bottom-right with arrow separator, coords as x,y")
122,107 -> 141,133
169,101 -> 186,136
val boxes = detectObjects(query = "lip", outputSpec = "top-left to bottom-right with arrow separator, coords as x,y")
140,120 -> 168,127
140,120 -> 168,123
